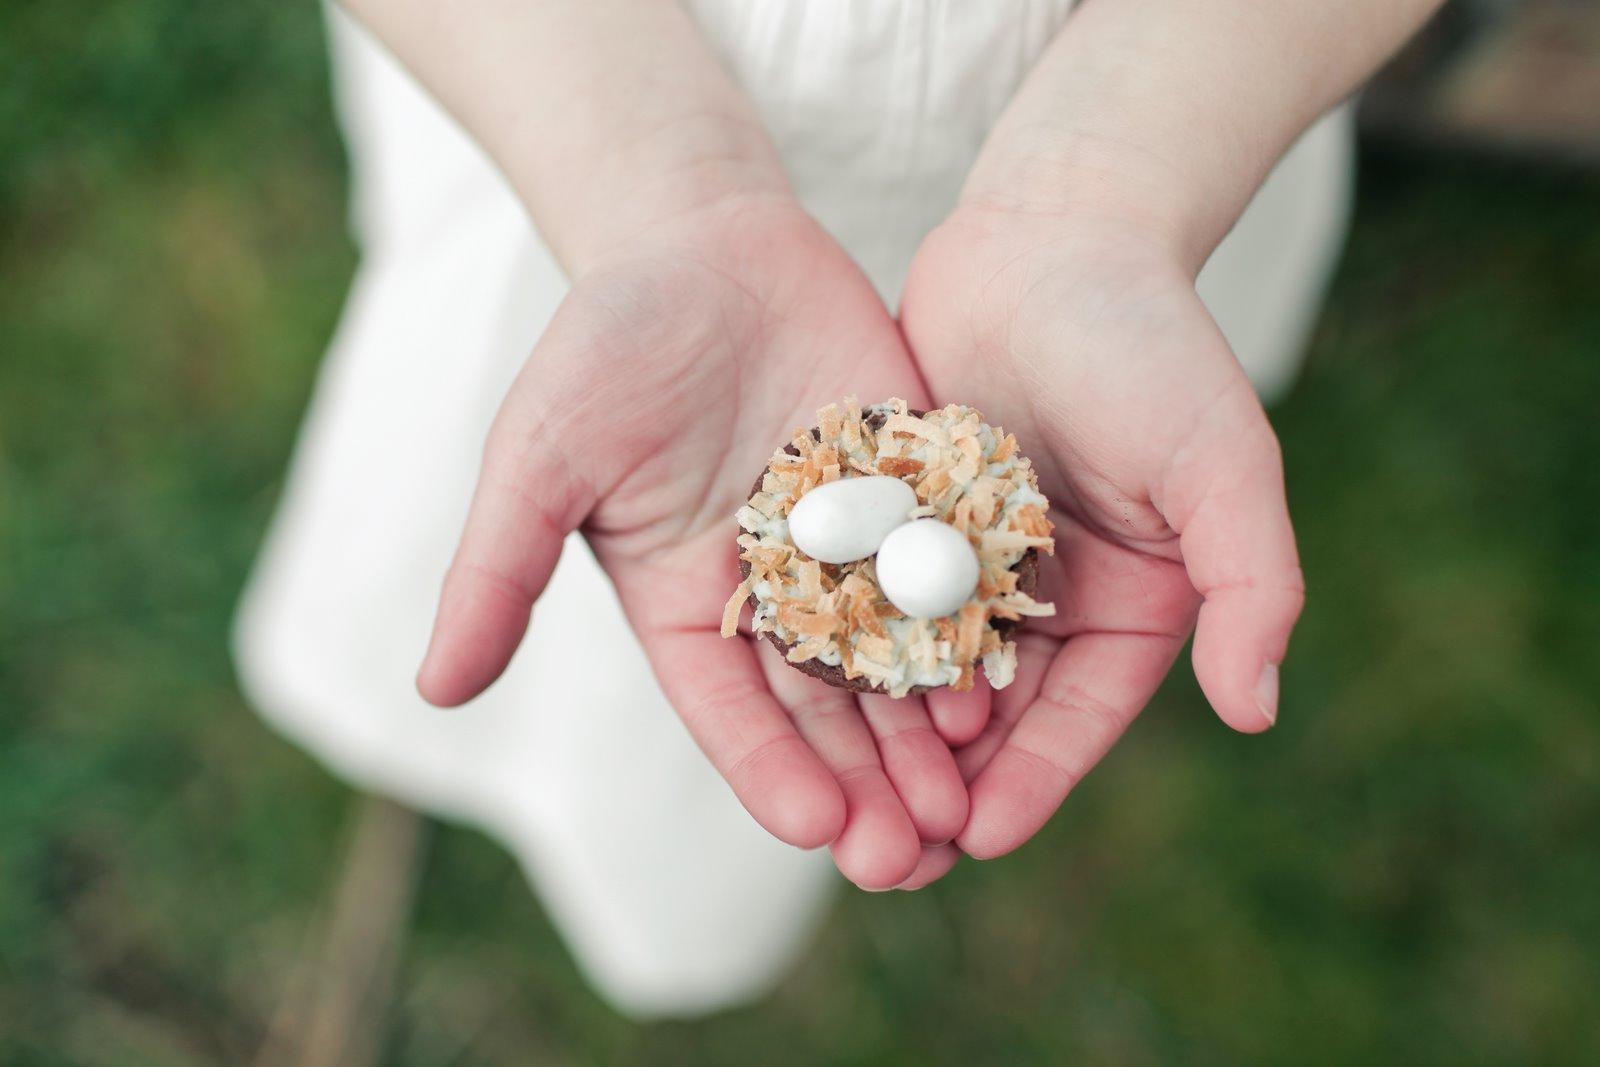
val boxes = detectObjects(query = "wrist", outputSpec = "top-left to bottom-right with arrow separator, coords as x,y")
519,108 -> 795,278
958,127 -> 1230,275
568,183 -> 811,286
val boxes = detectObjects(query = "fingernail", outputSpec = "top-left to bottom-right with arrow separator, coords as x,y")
1254,662 -> 1280,726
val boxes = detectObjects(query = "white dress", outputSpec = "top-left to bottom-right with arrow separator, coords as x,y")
233,0 -> 1353,1018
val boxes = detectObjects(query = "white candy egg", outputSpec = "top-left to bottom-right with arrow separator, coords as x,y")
874,519 -> 980,619
788,475 -> 919,564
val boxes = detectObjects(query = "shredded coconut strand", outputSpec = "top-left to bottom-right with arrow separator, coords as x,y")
724,399 -> 1056,697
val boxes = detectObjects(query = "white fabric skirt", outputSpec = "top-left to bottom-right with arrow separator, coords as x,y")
234,0 -> 1353,1017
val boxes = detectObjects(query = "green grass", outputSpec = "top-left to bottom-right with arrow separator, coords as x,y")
3,5 -> 1598,1064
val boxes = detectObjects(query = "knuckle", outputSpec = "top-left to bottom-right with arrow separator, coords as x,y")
723,730 -> 794,787
451,559 -> 539,609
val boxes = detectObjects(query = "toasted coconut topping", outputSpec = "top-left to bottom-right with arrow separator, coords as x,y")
729,399 -> 1056,697
721,578 -> 750,638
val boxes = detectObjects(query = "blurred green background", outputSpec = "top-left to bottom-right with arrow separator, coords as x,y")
2,3 -> 1598,1064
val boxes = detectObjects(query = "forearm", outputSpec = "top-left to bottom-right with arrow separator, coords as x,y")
340,0 -> 787,274
963,0 -> 1443,269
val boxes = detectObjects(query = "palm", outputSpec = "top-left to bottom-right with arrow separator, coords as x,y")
901,207 -> 1305,858
422,198 -> 977,888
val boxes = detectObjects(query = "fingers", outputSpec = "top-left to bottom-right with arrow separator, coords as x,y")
954,631 -> 1055,783
957,630 -> 1184,860
947,527 -> 1199,780
416,359 -> 596,708
757,645 -> 921,888
895,843 -> 962,890
639,628 -> 847,849
1162,379 -> 1305,732
857,693 -> 969,844
925,681 -> 992,747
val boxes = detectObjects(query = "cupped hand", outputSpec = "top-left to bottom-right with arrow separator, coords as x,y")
901,205 -> 1305,860
417,193 -> 979,888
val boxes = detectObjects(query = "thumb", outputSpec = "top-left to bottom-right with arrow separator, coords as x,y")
416,330 -> 599,707
1162,375 -> 1305,732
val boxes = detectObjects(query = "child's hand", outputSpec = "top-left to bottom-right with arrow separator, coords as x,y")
900,205 -> 1305,860
417,193 -> 974,889
882,0 -> 1436,876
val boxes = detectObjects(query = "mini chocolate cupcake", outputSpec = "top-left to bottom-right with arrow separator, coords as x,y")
721,398 -> 1056,697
